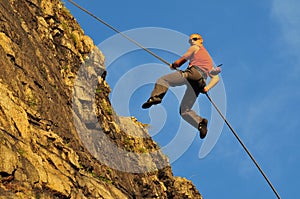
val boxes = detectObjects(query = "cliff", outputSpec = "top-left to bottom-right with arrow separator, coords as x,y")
0,0 -> 203,198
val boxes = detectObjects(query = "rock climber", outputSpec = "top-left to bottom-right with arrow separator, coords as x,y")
142,33 -> 220,139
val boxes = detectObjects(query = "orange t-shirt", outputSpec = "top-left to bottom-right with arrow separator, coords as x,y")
183,45 -> 213,75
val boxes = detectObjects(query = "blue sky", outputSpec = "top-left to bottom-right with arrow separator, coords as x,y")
65,0 -> 299,198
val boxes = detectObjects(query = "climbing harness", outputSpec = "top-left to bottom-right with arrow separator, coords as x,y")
66,1 -> 281,198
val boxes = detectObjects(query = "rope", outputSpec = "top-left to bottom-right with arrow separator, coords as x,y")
67,0 -> 171,66
66,1 -> 281,198
205,93 -> 281,199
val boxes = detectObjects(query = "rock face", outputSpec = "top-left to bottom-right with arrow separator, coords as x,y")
0,0 -> 203,198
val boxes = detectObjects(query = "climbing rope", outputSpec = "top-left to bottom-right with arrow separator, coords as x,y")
67,0 -> 170,66
205,93 -> 282,199
66,1 -> 281,198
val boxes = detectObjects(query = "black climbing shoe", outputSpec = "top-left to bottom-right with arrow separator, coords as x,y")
142,97 -> 161,109
198,119 -> 208,139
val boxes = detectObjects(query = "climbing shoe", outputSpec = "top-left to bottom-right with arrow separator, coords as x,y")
142,97 -> 161,109
198,119 -> 208,139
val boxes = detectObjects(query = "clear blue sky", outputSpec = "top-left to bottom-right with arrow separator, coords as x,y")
64,0 -> 299,198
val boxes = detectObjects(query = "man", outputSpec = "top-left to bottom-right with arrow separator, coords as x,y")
142,33 -> 220,139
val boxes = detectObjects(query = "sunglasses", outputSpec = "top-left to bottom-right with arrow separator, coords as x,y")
189,37 -> 201,42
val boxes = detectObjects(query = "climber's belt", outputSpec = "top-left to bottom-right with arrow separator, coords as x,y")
189,65 -> 207,79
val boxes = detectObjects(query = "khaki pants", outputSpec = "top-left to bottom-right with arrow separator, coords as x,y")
150,66 -> 206,129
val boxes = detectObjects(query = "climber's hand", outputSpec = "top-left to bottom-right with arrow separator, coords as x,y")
202,86 -> 209,93
170,63 -> 178,70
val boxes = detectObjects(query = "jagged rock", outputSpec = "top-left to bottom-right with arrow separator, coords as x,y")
0,0 -> 203,198
0,144 -> 18,175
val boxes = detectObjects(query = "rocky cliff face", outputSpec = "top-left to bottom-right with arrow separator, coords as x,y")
0,0 -> 203,198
